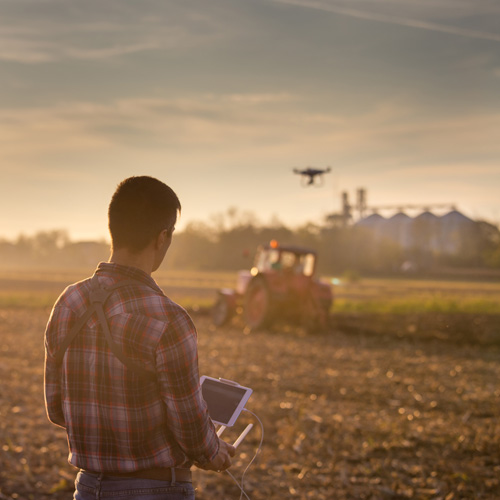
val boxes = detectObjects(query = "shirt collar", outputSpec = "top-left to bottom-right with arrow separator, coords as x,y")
94,262 -> 164,295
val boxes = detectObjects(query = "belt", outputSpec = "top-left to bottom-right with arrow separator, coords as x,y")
82,467 -> 192,483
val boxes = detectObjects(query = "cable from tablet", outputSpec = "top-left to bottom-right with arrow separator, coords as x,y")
225,408 -> 264,500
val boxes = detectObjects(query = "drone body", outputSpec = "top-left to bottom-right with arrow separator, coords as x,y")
293,167 -> 331,186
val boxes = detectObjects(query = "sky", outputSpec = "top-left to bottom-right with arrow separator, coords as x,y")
1,0 -> 499,241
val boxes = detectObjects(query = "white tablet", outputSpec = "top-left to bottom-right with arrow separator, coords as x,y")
200,376 -> 253,427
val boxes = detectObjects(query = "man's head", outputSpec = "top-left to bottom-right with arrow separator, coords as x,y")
108,176 -> 181,253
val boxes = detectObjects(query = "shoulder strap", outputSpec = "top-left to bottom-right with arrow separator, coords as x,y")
54,275 -> 156,382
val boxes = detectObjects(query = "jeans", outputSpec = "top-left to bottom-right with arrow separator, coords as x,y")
74,470 -> 196,500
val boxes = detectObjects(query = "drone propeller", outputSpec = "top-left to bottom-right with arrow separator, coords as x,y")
300,175 -> 311,187
313,174 -> 325,187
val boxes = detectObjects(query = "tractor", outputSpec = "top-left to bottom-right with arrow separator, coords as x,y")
211,241 -> 333,331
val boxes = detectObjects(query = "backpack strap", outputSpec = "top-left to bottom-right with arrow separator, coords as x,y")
54,274 -> 156,382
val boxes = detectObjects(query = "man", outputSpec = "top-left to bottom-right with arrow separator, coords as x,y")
44,176 -> 234,499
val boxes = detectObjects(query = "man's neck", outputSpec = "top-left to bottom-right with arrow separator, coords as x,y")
109,248 -> 154,275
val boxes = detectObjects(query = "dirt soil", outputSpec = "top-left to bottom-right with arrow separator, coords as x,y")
0,309 -> 499,500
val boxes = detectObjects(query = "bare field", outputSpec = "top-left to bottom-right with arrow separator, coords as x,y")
2,269 -> 500,314
0,272 -> 499,499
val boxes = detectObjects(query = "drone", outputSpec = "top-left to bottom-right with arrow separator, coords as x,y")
293,167 -> 331,187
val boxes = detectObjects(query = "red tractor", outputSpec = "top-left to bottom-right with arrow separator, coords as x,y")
212,241 -> 333,331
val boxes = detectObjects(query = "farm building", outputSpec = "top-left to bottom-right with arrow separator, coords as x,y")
355,209 -> 477,255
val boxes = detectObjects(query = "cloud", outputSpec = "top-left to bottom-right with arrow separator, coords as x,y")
0,94 -> 302,164
0,37 -> 161,63
0,1 -> 227,63
228,93 -> 296,104
1,94 -> 499,173
272,0 -> 500,43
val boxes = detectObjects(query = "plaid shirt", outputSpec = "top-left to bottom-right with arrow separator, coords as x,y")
44,262 -> 218,473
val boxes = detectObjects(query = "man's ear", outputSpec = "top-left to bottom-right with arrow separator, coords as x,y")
154,230 -> 166,250
156,228 -> 172,249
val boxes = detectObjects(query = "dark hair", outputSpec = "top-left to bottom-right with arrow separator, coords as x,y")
108,176 -> 181,252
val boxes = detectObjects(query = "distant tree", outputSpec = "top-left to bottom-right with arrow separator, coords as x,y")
33,230 -> 69,258
476,221 -> 500,268
209,207 -> 260,234
167,221 -> 217,270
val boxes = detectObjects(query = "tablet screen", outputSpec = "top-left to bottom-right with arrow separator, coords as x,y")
200,377 -> 252,426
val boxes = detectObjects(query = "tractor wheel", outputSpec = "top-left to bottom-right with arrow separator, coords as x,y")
211,295 -> 233,327
243,278 -> 273,330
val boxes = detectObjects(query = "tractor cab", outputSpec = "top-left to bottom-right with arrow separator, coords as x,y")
236,241 -> 317,296
251,240 -> 317,277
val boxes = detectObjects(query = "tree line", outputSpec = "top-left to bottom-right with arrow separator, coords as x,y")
2,210 -> 500,275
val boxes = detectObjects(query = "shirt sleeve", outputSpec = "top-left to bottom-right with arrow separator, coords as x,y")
43,306 -> 66,429
155,306 -> 219,465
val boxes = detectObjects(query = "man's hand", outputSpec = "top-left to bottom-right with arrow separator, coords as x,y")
199,439 -> 236,472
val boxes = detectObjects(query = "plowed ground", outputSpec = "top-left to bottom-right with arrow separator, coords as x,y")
0,309 -> 499,500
